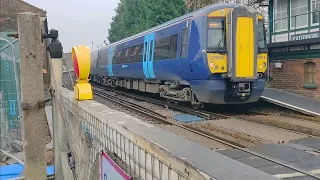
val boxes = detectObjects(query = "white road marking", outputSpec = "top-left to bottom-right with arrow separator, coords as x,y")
274,169 -> 320,179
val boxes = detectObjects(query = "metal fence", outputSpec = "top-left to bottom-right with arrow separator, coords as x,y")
0,34 -> 22,158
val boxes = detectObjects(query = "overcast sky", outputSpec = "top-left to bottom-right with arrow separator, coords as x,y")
25,0 -> 119,52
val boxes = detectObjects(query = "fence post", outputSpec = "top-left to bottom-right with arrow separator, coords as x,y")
18,12 -> 47,179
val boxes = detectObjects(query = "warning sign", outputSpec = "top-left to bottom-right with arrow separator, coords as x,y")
100,151 -> 131,180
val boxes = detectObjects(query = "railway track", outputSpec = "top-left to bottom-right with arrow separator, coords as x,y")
93,84 -> 317,137
93,84 -> 218,119
93,86 -> 320,180
93,89 -> 168,123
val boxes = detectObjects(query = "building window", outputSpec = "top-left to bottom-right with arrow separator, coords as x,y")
304,62 -> 316,87
311,0 -> 320,25
291,0 -> 308,29
274,0 -> 288,31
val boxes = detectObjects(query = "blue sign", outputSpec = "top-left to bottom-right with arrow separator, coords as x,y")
100,151 -> 131,180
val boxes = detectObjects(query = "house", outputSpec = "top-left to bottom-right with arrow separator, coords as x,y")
264,0 -> 320,98
0,0 -> 49,84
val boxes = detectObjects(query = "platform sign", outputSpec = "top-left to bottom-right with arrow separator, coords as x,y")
100,151 -> 131,180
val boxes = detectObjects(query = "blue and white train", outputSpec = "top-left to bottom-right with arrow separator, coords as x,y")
90,3 -> 268,108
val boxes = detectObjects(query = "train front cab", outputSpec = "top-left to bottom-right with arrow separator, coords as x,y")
196,6 -> 268,104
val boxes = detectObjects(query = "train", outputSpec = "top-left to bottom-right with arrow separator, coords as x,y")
90,3 -> 268,109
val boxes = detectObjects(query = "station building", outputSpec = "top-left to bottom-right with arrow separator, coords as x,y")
264,0 -> 320,98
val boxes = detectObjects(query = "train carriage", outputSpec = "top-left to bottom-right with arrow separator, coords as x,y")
90,3 -> 268,108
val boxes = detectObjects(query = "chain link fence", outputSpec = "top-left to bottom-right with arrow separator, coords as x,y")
0,34 -> 23,161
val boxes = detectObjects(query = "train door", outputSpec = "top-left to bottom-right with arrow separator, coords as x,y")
107,47 -> 114,76
143,32 -> 155,79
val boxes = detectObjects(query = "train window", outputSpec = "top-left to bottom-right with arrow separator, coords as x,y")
125,47 -> 134,62
207,18 -> 225,52
155,34 -> 178,60
180,28 -> 188,58
155,37 -> 170,60
169,34 -> 178,59
113,50 -> 119,64
150,40 -> 154,60
99,49 -> 108,66
137,44 -> 143,62
125,48 -> 130,56
133,45 -> 141,62
258,20 -> 267,52
119,49 -> 125,63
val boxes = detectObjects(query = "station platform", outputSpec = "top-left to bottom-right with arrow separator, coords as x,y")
261,88 -> 320,117
219,137 -> 320,180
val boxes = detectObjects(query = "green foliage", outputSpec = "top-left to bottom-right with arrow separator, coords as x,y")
108,0 -> 186,43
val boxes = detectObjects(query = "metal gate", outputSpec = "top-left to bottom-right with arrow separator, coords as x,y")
0,34 -> 22,157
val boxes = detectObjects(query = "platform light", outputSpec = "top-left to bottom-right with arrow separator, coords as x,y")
275,62 -> 283,69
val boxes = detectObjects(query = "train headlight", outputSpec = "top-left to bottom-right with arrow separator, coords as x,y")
259,65 -> 263,69
210,63 -> 215,68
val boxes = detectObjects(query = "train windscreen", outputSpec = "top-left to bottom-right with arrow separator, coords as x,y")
207,18 -> 226,53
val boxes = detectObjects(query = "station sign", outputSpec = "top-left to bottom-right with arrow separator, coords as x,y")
291,32 -> 320,41
100,151 -> 131,180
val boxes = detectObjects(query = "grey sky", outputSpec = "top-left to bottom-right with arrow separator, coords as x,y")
25,0 -> 119,53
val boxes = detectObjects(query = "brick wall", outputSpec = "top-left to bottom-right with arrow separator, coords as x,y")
1,0 -> 49,84
0,0 -> 46,31
269,59 -> 320,98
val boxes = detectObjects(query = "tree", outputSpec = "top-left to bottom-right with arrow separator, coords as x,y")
108,0 -> 186,43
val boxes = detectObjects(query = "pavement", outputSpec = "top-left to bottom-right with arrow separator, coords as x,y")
218,137 -> 320,180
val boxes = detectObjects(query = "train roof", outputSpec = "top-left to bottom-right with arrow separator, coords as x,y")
96,3 -> 259,52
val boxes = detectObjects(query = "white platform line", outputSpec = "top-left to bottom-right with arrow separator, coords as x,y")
261,96 -> 320,117
274,169 -> 320,179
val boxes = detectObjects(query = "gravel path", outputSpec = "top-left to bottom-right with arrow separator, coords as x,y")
200,118 -> 308,144
254,115 -> 320,130
93,93 -> 232,150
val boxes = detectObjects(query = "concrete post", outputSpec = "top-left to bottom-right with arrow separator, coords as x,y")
18,12 -> 47,180
50,56 -> 64,179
